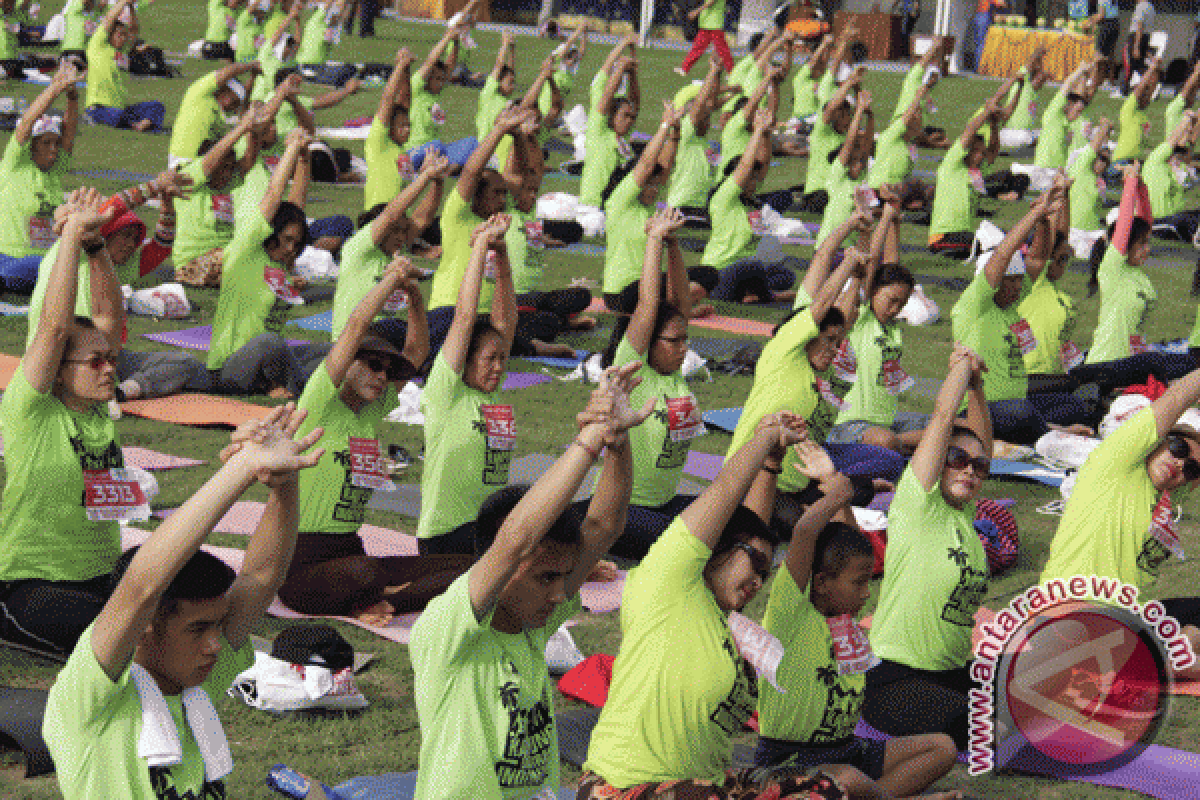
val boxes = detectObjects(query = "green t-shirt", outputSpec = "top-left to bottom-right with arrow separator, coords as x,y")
815,69 -> 837,110
1018,272 -> 1078,375
1086,246 -> 1156,364
207,208 -> 289,370
231,153 -> 269,218
929,140 -> 978,238
1144,140 -> 1183,218
1113,93 -> 1149,162
1068,147 -> 1105,230
1006,70 -> 1038,130
666,116 -> 712,209
614,336 -> 699,507
475,75 -> 510,142
718,110 -> 751,175
168,73 -> 224,161
1033,89 -> 1070,168
25,241 -> 91,349
0,367 -> 122,582
235,8 -> 264,62
580,72 -> 624,208
792,63 -> 818,119
411,572 -> 580,800
429,189 -> 490,311
86,30 -> 125,109
701,177 -> 754,269
869,468 -> 988,671
802,114 -> 844,196
252,39 -> 289,104
1041,408 -> 1172,595
363,114 -> 412,211
584,518 -> 757,787
537,67 -> 573,120
951,271 -> 1028,402
697,0 -> 725,29
331,226 -> 389,339
0,136 -> 67,257
44,622 -> 253,800
867,117 -> 914,189
890,63 -> 923,122
205,0 -> 232,41
1191,304 -> 1200,348
835,306 -> 904,428
417,352 -> 511,539
174,160 -> 240,267
296,6 -> 335,64
602,172 -> 651,295
296,363 -> 397,534
505,204 -> 545,295
1165,94 -> 1186,142
274,95 -> 311,141
815,159 -> 857,248
759,566 -> 865,743
61,0 -> 98,52
262,9 -> 286,43
409,73 -> 440,152
0,12 -> 16,60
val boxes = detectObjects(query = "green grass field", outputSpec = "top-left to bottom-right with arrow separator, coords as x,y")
1,4 -> 1200,797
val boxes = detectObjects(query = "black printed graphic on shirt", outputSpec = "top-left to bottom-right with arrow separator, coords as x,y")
148,766 -> 225,800
811,659 -> 864,743
941,542 -> 989,627
1137,535 -> 1172,577
494,675 -> 554,789
652,406 -> 690,470
68,434 -> 123,471
1003,331 -> 1025,378
808,381 -> 839,444
472,417 -> 513,486
330,448 -> 372,525
710,636 -> 758,735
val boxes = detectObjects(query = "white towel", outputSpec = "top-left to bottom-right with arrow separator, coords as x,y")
130,663 -> 234,783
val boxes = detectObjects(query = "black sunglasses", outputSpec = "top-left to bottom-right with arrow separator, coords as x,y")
734,542 -> 772,582
1166,434 -> 1200,482
359,353 -> 411,382
945,445 -> 991,478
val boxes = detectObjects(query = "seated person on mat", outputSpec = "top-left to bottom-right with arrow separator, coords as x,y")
1112,55 -> 1161,164
43,402 -> 324,799
579,33 -> 639,208
269,66 -> 364,185
888,33 -> 950,149
580,412 -> 846,800
798,65 -> 864,214
755,438 -> 960,800
85,0 -> 165,132
0,62 -> 79,294
59,0 -> 101,64
815,89 -> 875,248
407,25 -> 479,170
474,28 -> 515,143
168,60 -> 260,166
666,54 -> 723,226
410,363 -> 650,800
363,46 -> 421,211
716,63 -> 779,177
997,45 -> 1047,149
294,0 -> 346,69
1145,112 -> 1200,243
867,81 -> 936,213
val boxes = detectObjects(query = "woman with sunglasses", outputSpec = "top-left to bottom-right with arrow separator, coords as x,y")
0,188 -> 129,658
277,255 -> 472,625
860,345 -> 991,750
417,213 -> 518,556
581,412 -> 846,800
1041,364 -> 1200,676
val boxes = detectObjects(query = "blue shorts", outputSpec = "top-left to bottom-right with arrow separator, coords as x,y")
826,412 -> 929,445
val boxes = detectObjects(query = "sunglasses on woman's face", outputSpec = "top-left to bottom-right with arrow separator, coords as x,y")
945,445 -> 991,478
63,352 -> 118,370
1165,434 -> 1200,482
358,353 -> 411,382
734,542 -> 772,582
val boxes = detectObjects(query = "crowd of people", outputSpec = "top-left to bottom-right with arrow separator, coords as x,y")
0,0 -> 1198,798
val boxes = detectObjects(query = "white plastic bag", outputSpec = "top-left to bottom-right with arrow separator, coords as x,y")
126,283 -> 191,319
228,651 -> 368,713
576,206 -> 605,237
998,128 -> 1036,149
562,104 -> 588,138
536,192 -> 579,221
895,284 -> 939,326
386,382 -> 425,425
544,624 -> 584,676
1099,394 -> 1151,439
1035,430 -> 1102,469
293,246 -> 339,283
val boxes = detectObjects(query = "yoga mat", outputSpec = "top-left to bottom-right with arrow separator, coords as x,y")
315,125 -> 371,140
154,501 -> 265,534
249,634 -> 375,674
689,314 -> 775,337
121,446 -> 206,471
329,770 -> 576,800
0,687 -> 53,778
0,352 -> 20,389
998,734 -> 1200,799
142,325 -> 308,351
521,349 -> 588,369
289,310 -> 334,333
509,453 -> 704,501
689,336 -> 755,361
683,450 -> 723,481
119,394 -> 273,428
502,372 -> 552,390
561,242 -> 606,257
988,458 -> 1066,487
703,407 -> 742,433
0,301 -> 27,315
557,706 -> 601,768
71,167 -> 155,182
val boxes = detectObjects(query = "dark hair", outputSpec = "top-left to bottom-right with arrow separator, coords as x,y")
473,485 -> 583,558
197,137 -> 218,157
65,315 -> 97,351
948,424 -> 985,452
602,161 -> 665,209
872,263 -> 915,294
497,65 -> 515,83
465,318 -> 504,364
1066,92 -> 1084,106
709,506 -> 779,567
731,95 -> 750,115
817,306 -> 846,333
358,202 -> 388,229
473,167 -> 505,208
1087,236 -> 1107,297
265,201 -> 311,253
274,66 -> 300,88
812,521 -> 874,577
111,546 -> 237,620
387,103 -> 410,128
649,303 -> 687,365
747,32 -> 766,52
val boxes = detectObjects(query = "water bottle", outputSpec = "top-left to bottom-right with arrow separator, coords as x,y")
266,764 -> 346,800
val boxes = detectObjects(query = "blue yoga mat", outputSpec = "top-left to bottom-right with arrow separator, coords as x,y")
330,771 -> 576,799
988,458 -> 1066,487
703,407 -> 742,433
561,242 -> 606,257
290,310 -> 334,333
521,349 -> 587,369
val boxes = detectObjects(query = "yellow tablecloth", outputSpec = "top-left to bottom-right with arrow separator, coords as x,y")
979,27 -> 1095,82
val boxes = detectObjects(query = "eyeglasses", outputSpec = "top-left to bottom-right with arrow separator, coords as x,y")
362,356 -> 393,375
63,353 -> 117,370
358,353 -> 412,382
657,334 -> 689,345
734,542 -> 772,582
1165,434 -> 1200,482
945,445 -> 991,477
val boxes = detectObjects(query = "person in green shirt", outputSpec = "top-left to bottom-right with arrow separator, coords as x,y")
579,33 -> 639,208
418,214 -> 519,555
251,5 -> 299,103
85,0 -> 164,132
58,0 -> 98,58
667,54 -> 722,221
474,29 -> 515,142
167,61 -> 260,166
754,439 -> 958,798
798,65 -> 864,213
201,0 -> 237,60
1112,55 -> 1161,162
815,90 -> 874,248
581,413 -> 843,800
0,189 -> 126,658
717,64 -> 780,175
792,35 -> 833,122
0,62 -> 79,293
861,346 -> 991,751
363,46 -> 417,211
295,0 -> 343,65
407,26 -> 480,169
1067,117 -> 1112,232
1165,60 -> 1200,139
1032,60 -> 1091,169
1145,112 -> 1200,241
411,360 -> 648,800
43,402 -> 326,800
1019,182 -> 1084,378
234,0 -> 269,62
867,83 -> 929,199
997,47 -> 1046,148
677,0 -> 733,74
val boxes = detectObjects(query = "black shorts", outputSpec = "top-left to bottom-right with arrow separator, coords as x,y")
1096,18 -> 1120,58
754,734 -> 888,781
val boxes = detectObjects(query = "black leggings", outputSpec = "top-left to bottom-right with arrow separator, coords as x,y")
416,520 -> 479,556
0,575 -> 112,656
568,495 -> 695,562
511,288 -> 594,357
862,659 -> 972,751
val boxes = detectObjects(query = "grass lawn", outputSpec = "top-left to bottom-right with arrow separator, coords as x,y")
1,4 -> 1199,798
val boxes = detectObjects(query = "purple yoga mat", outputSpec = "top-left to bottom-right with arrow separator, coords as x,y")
683,451 -> 723,481
502,372 -> 552,390
142,326 -> 308,351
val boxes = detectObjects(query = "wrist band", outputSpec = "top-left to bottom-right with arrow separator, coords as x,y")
82,239 -> 106,256
574,437 -> 601,460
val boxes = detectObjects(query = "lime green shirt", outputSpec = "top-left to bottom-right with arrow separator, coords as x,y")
0,12 -> 16,60
505,204 -> 545,295
262,9 -> 286,43
870,468 -> 987,671
1042,408 -> 1171,595
429,189 -> 490,311
168,72 -> 224,161
815,159 -> 857,247
0,136 -> 68,258
409,73 -> 440,152
929,140 -> 977,238
891,63 -> 924,122
1068,147 -> 1105,230
701,178 -> 754,269
85,31 -> 125,109
835,306 -> 904,427
602,172 -> 651,294
614,336 -> 698,507
584,517 -> 757,787
411,572 -> 580,800
44,622 -> 253,800
580,72 -> 623,208
1191,305 -> 1200,348
174,160 -> 240,267
718,110 -> 751,174
296,6 -> 335,64
1165,94 -> 1187,141
330,226 -> 389,339
697,0 -> 725,29
1113,93 -> 1149,162
538,67 -> 573,120
475,75 -> 510,142
792,63 -> 818,119
1086,246 -> 1155,364
363,114 -> 411,211
867,117 -> 914,188
252,38 -> 290,104
1033,89 -> 1070,168
951,271 -> 1028,402
235,8 -> 264,62
205,0 -> 232,41
1019,272 -> 1078,375
61,0 -> 98,52
667,116 -> 713,209
1005,70 -> 1038,130
417,352 -> 511,538
25,241 -> 92,349
1144,140 -> 1183,218
759,567 -> 865,743
802,114 -> 843,196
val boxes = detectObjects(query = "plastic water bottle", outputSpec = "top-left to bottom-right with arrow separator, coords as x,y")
266,764 -> 346,800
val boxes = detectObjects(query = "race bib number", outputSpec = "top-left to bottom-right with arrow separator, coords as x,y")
480,403 -> 516,451
665,395 -> 705,442
1028,100 -> 1038,116
346,437 -> 396,491
1010,319 -> 1037,356
263,267 -> 303,304
383,290 -> 408,313
84,18 -> 97,35
1060,341 -> 1085,370
28,215 -> 55,249
253,33 -> 265,49
616,137 -> 634,160
817,377 -> 847,411
430,102 -> 446,125
968,168 -> 986,194
115,52 -> 129,70
225,12 -> 235,29
705,146 -> 720,167
483,248 -> 499,281
1143,121 -> 1152,136
832,340 -> 857,383
212,194 -> 234,226
83,469 -> 150,522
728,612 -> 786,692
323,26 -> 341,44
881,359 -> 915,395
1130,334 -> 1149,355
524,219 -> 545,249
747,209 -> 768,235
396,152 -> 415,182
827,614 -> 880,676
1149,491 -> 1184,560
908,143 -> 919,162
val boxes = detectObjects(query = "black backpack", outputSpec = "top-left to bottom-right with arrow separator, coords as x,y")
128,41 -> 178,78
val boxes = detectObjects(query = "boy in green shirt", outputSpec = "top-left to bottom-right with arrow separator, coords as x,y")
85,0 -> 165,132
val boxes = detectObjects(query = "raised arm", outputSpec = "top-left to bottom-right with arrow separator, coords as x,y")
371,152 -> 447,249
488,221 -> 517,349
418,28 -> 458,83
599,31 -> 637,79
742,68 -> 776,129
489,29 -> 514,81
1133,56 -> 1162,108
690,55 -> 723,135
732,108 -> 773,190
627,209 -> 684,355
310,76 -> 361,111
456,106 -> 525,203
519,55 -> 555,113
269,0 -> 302,46
15,62 -> 78,146
1151,368 -> 1200,439
1182,62 -> 1200,108
1090,116 -> 1112,153
1112,162 -> 1150,256
259,127 -> 312,222
910,346 -> 986,491
86,231 -> 125,349
99,0 -> 129,35
863,203 -> 900,299
326,256 -> 423,384
631,101 -> 682,186
442,215 -> 510,375
597,56 -> 632,118
810,240 -> 864,325
214,60 -> 262,94
801,209 -> 871,304
378,47 -> 413,123
836,89 -> 871,165
822,65 -> 864,125
959,92 -> 999,151
983,192 -> 1054,289
201,110 -> 254,181
782,441 -> 854,590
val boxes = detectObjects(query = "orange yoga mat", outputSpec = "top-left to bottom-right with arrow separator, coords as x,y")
582,297 -> 774,337
120,394 -> 273,428
0,353 -> 20,389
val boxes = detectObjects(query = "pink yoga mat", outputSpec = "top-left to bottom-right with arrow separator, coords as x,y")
154,501 -> 265,534
0,439 -> 205,471
689,315 -> 775,337
684,451 -> 723,481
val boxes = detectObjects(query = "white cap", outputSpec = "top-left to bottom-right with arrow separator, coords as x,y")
31,115 -> 61,138
975,248 -> 1026,277
1106,207 -> 1120,227
225,78 -> 245,102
